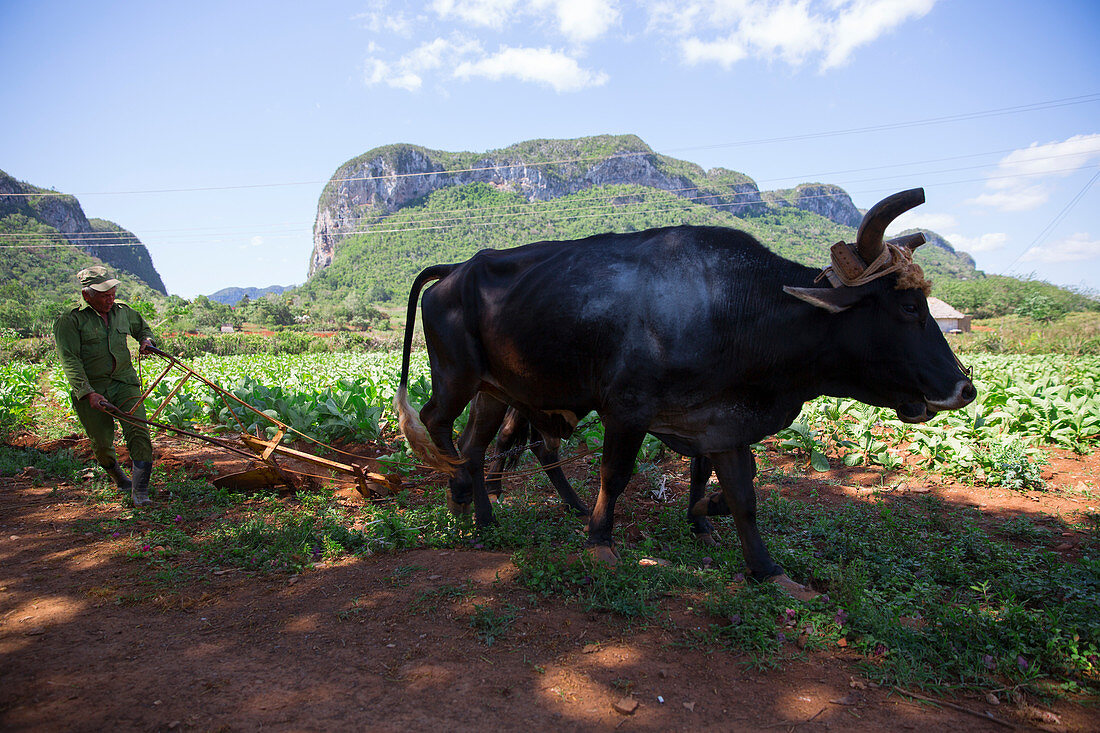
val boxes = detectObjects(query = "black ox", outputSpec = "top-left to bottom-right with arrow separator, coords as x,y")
395,188 -> 975,587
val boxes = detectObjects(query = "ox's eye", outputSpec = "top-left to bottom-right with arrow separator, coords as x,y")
901,303 -> 919,317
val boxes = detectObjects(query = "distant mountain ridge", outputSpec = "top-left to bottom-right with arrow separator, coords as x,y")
0,169 -> 166,294
303,135 -> 977,306
208,285 -> 295,306
310,134 -> 796,276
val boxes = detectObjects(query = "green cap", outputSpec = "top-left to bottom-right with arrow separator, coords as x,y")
77,265 -> 121,292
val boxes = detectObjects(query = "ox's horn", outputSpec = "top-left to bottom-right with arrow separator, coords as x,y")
855,188 -> 925,264
886,232 -> 927,250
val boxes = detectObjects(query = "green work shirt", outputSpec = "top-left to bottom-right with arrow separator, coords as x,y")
53,301 -> 156,401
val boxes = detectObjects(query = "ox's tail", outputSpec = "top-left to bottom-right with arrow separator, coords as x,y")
394,264 -> 465,475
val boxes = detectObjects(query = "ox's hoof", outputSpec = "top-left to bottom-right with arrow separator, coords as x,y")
770,574 -> 820,602
447,497 -> 473,517
690,497 -> 710,518
694,532 -> 718,548
585,545 -> 620,566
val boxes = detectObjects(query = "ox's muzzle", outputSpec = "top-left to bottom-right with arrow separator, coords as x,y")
896,379 -> 976,423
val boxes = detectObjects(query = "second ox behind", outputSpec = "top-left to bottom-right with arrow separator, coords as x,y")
394,188 -> 975,588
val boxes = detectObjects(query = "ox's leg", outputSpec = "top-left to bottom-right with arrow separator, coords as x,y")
485,407 -> 526,499
451,394 -> 509,526
585,422 -> 646,563
709,447 -> 782,581
531,431 -> 589,517
420,372 -> 482,516
687,456 -> 720,546
690,456 -> 731,521
453,394 -> 508,512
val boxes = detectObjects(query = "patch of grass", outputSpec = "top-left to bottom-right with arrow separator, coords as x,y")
998,515 -> 1058,543
980,441 -> 1049,492
755,494 -> 1100,693
409,581 -> 475,614
512,538 -> 697,620
0,444 -> 82,480
385,565 -> 424,587
470,602 -> 520,646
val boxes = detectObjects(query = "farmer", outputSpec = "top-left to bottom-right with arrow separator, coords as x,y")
53,266 -> 158,506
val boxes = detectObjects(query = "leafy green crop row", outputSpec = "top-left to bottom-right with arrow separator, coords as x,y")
0,362 -> 40,436
28,351 -> 1100,485
778,354 -> 1100,483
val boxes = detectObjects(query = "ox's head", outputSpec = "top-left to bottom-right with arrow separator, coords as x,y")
784,188 -> 976,423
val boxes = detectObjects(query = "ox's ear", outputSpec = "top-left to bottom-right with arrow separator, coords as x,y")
782,286 -> 866,314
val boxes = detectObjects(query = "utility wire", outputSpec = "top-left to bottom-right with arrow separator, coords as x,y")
4,145 -> 1099,243
3,158 -> 1098,248
1004,170 -> 1100,273
4,92 -> 1097,198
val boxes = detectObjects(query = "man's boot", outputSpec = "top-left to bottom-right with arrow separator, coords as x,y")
131,460 -> 153,507
104,461 -> 132,492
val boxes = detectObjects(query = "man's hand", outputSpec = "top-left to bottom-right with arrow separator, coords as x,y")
139,338 -> 155,355
88,392 -> 116,412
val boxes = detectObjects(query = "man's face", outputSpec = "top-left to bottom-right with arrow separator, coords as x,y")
83,287 -> 117,315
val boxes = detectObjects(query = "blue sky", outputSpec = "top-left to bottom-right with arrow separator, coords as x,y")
1,0 -> 1097,299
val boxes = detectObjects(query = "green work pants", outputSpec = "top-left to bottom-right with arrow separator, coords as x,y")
70,381 -> 153,467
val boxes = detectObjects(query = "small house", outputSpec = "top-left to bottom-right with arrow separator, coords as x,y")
927,297 -> 971,334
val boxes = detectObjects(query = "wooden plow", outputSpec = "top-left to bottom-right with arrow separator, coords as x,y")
111,346 -> 400,499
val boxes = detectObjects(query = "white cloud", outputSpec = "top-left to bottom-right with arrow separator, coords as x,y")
250,236 -> 264,248
645,0 -> 702,35
1020,232 -> 1100,263
739,1 -> 821,67
364,35 -> 484,92
945,232 -> 1007,254
971,133 -> 1100,212
968,186 -> 1050,213
454,46 -> 609,91
354,1 -> 417,36
993,133 -> 1100,182
823,0 -> 937,69
885,210 -> 957,235
532,0 -> 621,44
659,0 -> 936,70
682,33 -> 748,67
364,56 -> 423,91
431,0 -> 520,28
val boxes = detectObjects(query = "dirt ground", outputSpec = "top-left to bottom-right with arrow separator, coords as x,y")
1,434 -> 1098,732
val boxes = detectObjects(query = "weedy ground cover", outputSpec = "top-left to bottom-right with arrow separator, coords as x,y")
0,444 -> 83,480
41,447 -> 1095,700
8,350 -> 1100,698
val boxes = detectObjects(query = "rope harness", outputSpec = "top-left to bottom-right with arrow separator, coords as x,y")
815,239 -> 930,293
813,238 -> 971,378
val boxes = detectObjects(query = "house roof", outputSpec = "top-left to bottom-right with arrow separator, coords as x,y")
927,297 -> 967,319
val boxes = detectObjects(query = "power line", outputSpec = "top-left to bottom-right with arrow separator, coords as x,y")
660,93 -> 1100,153
4,156 -> 1098,248
5,138 -> 1096,245
1004,170 -> 1100,274
4,92 -> 1097,199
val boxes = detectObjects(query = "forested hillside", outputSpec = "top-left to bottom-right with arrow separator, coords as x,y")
0,169 -> 166,295
303,135 -> 993,310
297,180 -> 978,308
0,171 -> 166,337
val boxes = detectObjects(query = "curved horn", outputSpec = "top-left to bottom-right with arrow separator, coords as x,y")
886,232 -> 927,250
855,188 -> 925,263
